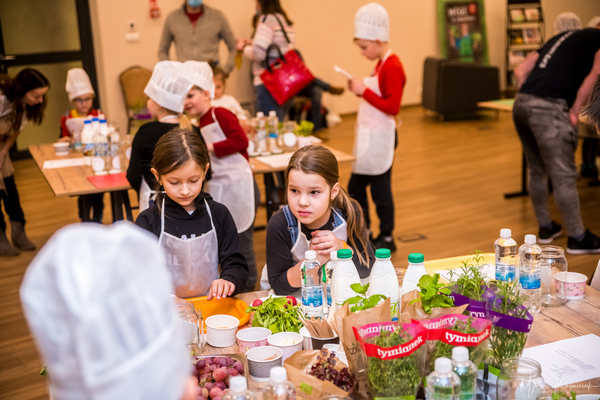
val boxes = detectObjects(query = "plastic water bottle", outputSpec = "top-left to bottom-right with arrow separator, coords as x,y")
267,110 -> 282,154
301,250 -> 323,318
81,119 -> 94,165
367,248 -> 400,321
451,347 -> 477,400
426,357 -> 461,400
518,234 -> 542,314
255,112 -> 269,155
263,367 -> 295,400
330,248 -> 361,312
323,250 -> 338,310
401,253 -> 428,296
223,376 -> 256,400
495,229 -> 517,281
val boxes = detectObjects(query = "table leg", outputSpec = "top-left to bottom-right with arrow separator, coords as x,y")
80,195 -> 92,222
504,152 -> 529,198
263,172 -> 285,221
109,190 -> 133,222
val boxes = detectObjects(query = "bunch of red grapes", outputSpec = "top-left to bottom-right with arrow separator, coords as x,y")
192,356 -> 245,400
307,350 -> 356,392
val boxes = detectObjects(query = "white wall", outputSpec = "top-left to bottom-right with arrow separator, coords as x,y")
89,0 -> 600,133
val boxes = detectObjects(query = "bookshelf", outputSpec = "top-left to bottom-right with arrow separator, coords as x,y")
506,0 -> 544,97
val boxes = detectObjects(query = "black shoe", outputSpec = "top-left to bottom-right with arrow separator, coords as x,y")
373,235 -> 397,253
538,222 -> 562,244
580,163 -> 599,179
327,86 -> 345,95
567,230 -> 600,255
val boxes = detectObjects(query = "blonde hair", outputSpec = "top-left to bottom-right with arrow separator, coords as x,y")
286,145 -> 371,266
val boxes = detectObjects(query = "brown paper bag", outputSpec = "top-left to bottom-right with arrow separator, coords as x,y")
284,350 -> 353,400
333,298 -> 391,400
400,289 -> 468,323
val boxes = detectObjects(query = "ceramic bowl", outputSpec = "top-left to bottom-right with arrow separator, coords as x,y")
245,346 -> 283,382
267,332 -> 303,362
555,271 -> 587,300
205,315 -> 239,347
53,142 -> 69,156
236,327 -> 271,354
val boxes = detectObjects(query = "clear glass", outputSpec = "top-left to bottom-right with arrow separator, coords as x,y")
175,298 -> 205,356
539,246 -> 567,307
497,358 -> 545,400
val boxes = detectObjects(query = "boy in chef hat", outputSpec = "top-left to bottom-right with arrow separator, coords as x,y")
347,2 -> 406,253
20,222 -> 198,400
183,61 -> 258,292
553,12 -> 582,34
61,68 -> 104,223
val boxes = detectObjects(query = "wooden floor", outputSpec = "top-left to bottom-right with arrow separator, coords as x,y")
2,106 -> 600,399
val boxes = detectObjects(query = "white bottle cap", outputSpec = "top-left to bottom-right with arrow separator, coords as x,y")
452,346 -> 469,362
435,357 -> 452,373
330,250 -> 338,260
500,228 -> 512,238
257,111 -> 264,118
305,250 -> 317,260
270,366 -> 287,383
229,376 -> 247,392
269,110 -> 277,117
524,234 -> 536,244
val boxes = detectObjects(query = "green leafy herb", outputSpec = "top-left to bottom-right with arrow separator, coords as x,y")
448,250 -> 487,302
245,296 -> 303,333
342,283 -> 387,312
551,391 -> 577,400
297,120 -> 314,137
367,326 -> 421,398
409,274 -> 454,313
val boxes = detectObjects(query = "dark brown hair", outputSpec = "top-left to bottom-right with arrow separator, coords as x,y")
212,66 -> 227,83
582,77 -> 600,132
258,0 -> 293,26
285,145 -> 370,266
152,128 -> 209,192
5,68 -> 49,132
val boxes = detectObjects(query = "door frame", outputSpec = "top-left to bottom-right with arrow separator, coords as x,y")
0,0 -> 99,159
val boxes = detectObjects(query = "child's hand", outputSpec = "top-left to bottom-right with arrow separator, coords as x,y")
236,38 -> 250,51
310,230 -> 343,264
349,79 -> 366,97
206,142 -> 214,152
207,279 -> 235,301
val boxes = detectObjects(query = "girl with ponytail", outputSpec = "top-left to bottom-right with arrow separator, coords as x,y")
126,61 -> 209,212
264,145 -> 374,295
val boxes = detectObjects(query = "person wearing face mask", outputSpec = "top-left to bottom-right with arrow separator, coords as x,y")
158,0 -> 237,75
0,69 -> 49,257
20,222 -> 199,400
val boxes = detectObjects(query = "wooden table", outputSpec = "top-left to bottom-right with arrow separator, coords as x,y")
248,145 -> 355,222
29,143 -> 133,221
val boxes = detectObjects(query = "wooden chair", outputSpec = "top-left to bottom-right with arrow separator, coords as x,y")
119,66 -> 152,135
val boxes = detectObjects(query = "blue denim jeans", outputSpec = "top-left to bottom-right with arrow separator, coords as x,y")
255,84 -> 293,121
513,93 -> 584,237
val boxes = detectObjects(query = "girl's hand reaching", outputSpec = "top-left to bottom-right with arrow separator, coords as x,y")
310,230 -> 343,264
349,79 -> 366,97
207,279 -> 235,301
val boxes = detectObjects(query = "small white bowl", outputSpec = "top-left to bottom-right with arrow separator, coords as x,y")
299,326 -> 312,350
53,142 -> 69,156
205,314 -> 239,348
267,332 -> 303,362
245,346 -> 283,382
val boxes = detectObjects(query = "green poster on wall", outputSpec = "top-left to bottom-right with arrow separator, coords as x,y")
437,0 -> 489,64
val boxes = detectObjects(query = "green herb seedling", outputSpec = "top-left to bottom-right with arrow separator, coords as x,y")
409,273 -> 454,313
343,283 -> 387,312
551,390 -> 577,400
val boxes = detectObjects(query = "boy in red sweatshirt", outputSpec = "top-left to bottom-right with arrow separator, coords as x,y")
347,2 -> 406,252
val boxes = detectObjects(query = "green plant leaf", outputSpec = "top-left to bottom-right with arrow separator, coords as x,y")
350,283 -> 369,295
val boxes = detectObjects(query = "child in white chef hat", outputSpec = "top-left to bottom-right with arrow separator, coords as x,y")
20,222 -> 198,400
347,2 -> 406,253
61,68 -> 104,223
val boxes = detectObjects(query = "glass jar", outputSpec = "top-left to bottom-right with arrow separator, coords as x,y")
175,297 -> 205,356
497,358 -> 545,400
539,246 -> 567,307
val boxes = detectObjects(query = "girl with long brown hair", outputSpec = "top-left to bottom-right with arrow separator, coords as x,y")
135,128 -> 248,300
265,145 -> 374,295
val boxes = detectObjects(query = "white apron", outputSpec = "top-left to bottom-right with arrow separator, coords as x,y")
260,208 -> 348,293
138,115 -> 178,212
201,108 -> 255,233
158,198 -> 219,298
352,50 -> 397,176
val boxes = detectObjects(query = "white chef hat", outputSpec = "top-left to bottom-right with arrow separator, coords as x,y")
588,16 -> 600,28
553,12 -> 582,34
354,2 -> 390,42
183,61 -> 215,99
144,61 -> 193,113
20,222 -> 189,400
65,68 -> 95,102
